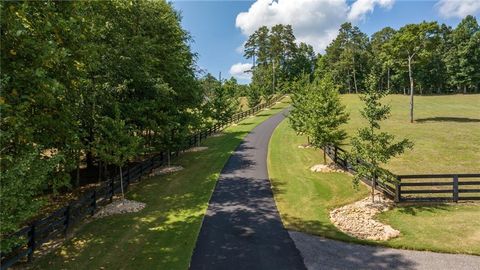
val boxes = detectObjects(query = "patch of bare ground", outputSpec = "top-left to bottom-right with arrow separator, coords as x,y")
330,193 -> 400,241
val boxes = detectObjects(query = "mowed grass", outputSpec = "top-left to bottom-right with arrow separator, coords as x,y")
268,94 -> 480,254
268,120 -> 370,242
341,94 -> 480,174
32,98 -> 291,270
378,204 -> 480,254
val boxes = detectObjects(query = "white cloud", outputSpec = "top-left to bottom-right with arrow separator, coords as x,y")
229,62 -> 253,80
235,0 -> 395,53
348,0 -> 395,21
436,0 -> 480,18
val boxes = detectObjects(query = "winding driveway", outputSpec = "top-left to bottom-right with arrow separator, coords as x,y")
190,108 -> 480,270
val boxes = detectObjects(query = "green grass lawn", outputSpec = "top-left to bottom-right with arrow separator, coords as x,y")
32,98 -> 291,270
341,94 -> 480,174
268,120 -> 370,242
268,94 -> 480,254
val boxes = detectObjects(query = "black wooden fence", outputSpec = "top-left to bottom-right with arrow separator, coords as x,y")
324,144 -> 480,203
396,174 -> 480,202
0,95 -> 285,270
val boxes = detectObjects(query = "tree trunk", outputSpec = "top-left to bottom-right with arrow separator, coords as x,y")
371,175 -> 376,203
272,59 -> 276,94
98,160 -> 102,183
75,159 -> 80,187
86,151 -> 94,171
353,69 -> 358,94
387,67 -> 390,92
119,166 -> 125,201
352,55 -> 358,93
408,55 -> 414,123
464,85 -> 467,94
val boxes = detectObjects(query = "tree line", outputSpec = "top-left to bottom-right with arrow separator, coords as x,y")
246,16 -> 480,96
0,0 -> 241,244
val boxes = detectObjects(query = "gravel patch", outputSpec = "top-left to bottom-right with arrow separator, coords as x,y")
310,163 -> 347,173
185,146 -> 208,153
150,165 -> 184,176
330,193 -> 400,241
94,199 -> 146,218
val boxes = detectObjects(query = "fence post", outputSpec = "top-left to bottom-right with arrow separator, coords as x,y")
64,204 -> 71,237
395,177 -> 401,203
334,146 -> 338,164
453,175 -> 459,202
27,223 -> 36,262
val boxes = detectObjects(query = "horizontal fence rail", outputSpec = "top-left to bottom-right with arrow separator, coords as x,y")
0,95 -> 285,270
397,174 -> 480,202
324,145 -> 480,203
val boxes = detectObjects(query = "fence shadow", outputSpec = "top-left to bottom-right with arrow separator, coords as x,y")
416,117 -> 480,123
395,204 -> 450,216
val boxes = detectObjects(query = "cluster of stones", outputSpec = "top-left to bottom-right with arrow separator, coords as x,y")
94,199 -> 146,218
329,194 -> 400,241
150,165 -> 184,176
185,146 -> 208,153
310,164 -> 346,173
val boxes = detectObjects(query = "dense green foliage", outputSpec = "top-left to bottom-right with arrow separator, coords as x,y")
289,74 -> 349,163
244,25 -> 316,98
323,17 -> 480,94
245,16 -> 479,97
0,0 -> 218,247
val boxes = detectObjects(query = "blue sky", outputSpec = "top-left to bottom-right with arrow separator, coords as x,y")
171,0 -> 479,84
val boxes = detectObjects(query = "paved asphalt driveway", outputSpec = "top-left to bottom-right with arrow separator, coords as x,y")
189,108 -> 305,270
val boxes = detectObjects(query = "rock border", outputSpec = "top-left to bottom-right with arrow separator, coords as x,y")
329,193 -> 400,241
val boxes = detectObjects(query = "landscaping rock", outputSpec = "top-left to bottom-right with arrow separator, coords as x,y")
329,193 -> 400,241
94,199 -> 146,218
150,165 -> 184,176
310,163 -> 345,173
211,133 -> 225,137
298,144 -> 313,149
185,146 -> 208,153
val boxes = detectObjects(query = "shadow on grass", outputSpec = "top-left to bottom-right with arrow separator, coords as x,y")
416,117 -> 480,123
395,204 -> 450,216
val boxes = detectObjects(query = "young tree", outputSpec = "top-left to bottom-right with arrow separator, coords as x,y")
307,75 -> 350,163
351,73 -> 413,202
94,106 -> 141,200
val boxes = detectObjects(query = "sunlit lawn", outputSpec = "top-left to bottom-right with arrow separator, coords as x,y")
268,94 -> 480,254
268,120 -> 370,242
32,98 -> 291,270
342,94 -> 480,174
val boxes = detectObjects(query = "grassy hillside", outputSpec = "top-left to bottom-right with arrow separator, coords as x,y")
341,94 -> 480,174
